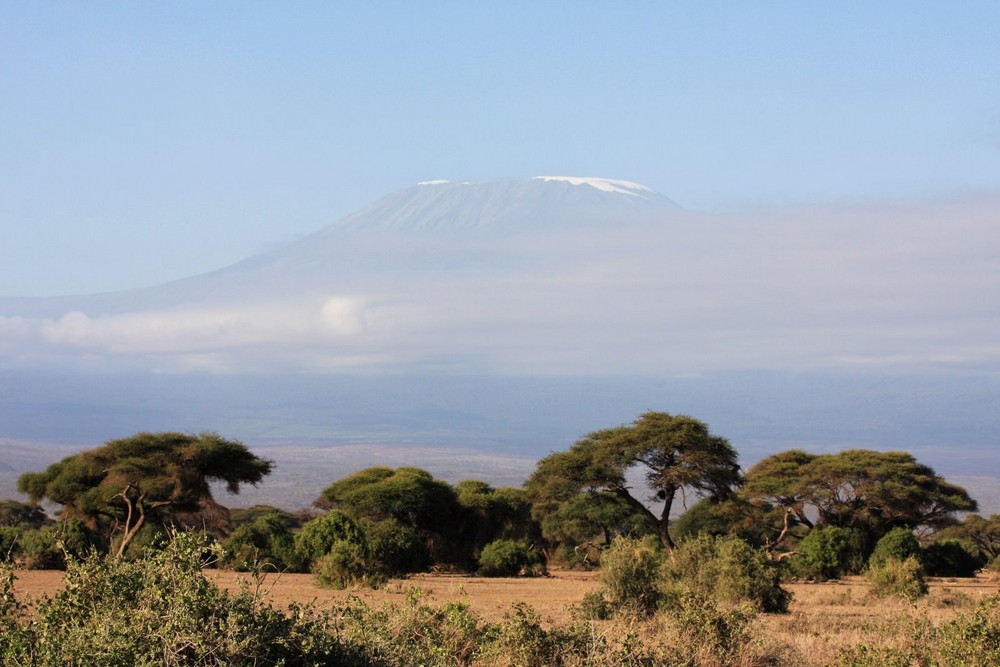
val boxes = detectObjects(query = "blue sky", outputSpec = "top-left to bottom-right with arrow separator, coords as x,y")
2,2 -> 999,296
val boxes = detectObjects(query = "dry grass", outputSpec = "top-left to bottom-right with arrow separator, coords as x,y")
10,568 -> 998,665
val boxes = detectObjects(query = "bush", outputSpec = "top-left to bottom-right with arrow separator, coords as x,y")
866,555 -> 928,601
924,539 -> 985,577
599,535 -> 664,615
577,590 -> 614,620
668,591 -> 758,663
361,517 -> 428,575
478,539 -> 545,577
0,531 -> 349,665
221,512 -> 296,571
662,533 -> 791,613
794,526 -> 866,580
294,510 -> 365,568
16,519 -> 103,569
869,527 -> 921,569
0,527 -> 22,562
933,593 -> 1000,666
313,539 -> 379,589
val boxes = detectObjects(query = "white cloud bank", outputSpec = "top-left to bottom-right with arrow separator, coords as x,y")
1,190 -> 998,376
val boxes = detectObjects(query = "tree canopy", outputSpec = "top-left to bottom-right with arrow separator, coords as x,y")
743,449 -> 976,545
17,432 -> 272,557
526,411 -> 742,549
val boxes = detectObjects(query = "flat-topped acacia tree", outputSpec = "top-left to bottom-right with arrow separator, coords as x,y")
18,432 -> 272,557
743,449 -> 977,545
526,411 -> 743,550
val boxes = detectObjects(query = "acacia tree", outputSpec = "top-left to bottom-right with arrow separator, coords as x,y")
743,449 -> 977,552
316,467 -> 464,567
17,432 -> 272,557
526,412 -> 742,550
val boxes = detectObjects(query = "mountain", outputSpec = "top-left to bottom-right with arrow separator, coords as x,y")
0,176 -> 680,317
1,176 -> 997,511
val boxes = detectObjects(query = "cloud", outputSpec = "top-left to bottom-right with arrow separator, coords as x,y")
1,190 -> 998,376
4,296 -> 367,363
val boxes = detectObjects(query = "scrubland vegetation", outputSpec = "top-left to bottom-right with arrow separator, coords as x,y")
2,413 -> 999,664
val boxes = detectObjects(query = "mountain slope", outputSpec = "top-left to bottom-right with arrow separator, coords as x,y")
0,176 -> 680,317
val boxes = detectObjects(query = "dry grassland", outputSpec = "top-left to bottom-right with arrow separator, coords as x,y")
11,568 -> 999,665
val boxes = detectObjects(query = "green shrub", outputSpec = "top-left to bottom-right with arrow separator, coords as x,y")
332,588 -> 483,666
478,539 -> 545,577
923,539 -> 985,577
866,555 -> 928,601
550,541 -> 595,569
294,510 -> 365,568
361,517 -> 428,575
0,527 -> 22,562
476,602 -> 590,666
599,535 -> 664,615
869,527 -> 921,569
662,533 -> 791,613
577,590 -> 614,621
0,531 -> 349,665
794,526 -> 866,580
668,591 -> 758,663
16,519 -> 103,569
313,539 -> 380,589
221,512 -> 296,571
932,593 -> 1000,666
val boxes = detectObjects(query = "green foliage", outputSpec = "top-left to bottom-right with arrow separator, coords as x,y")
0,500 -> 50,529
319,466 -> 463,565
834,594 -> 1000,667
0,531 -> 347,665
230,504 -> 302,529
794,525 -> 867,580
477,539 -> 545,577
313,539 -> 379,589
744,449 -> 977,541
526,411 -> 742,551
17,432 -> 272,557
868,527 -> 921,569
540,491 -> 652,547
933,593 -> 1000,666
577,590 -> 614,620
0,527 -> 22,562
662,533 -> 791,613
668,592 -> 758,663
924,539 -> 986,577
293,509 -> 365,567
934,513 -> 1000,562
456,481 -> 531,549
866,556 -> 928,601
14,519 -> 104,569
221,511 -> 297,571
360,516 -> 428,575
599,534 -> 665,615
474,602 -> 591,666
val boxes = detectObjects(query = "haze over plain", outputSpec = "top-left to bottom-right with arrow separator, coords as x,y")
1,4 -> 998,510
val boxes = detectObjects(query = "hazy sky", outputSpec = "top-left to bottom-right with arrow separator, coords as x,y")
2,2 -> 999,297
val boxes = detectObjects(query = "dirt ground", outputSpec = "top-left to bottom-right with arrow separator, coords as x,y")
11,568 -> 997,626
9,567 -> 603,625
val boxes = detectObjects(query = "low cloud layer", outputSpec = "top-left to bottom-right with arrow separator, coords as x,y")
2,190 -> 998,376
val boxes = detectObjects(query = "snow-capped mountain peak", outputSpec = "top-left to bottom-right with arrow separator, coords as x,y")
532,176 -> 654,198
328,176 -> 679,233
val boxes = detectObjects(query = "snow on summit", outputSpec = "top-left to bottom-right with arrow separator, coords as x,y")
533,176 -> 654,198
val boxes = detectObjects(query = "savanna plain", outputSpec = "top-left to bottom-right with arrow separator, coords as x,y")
9,565 -> 999,666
